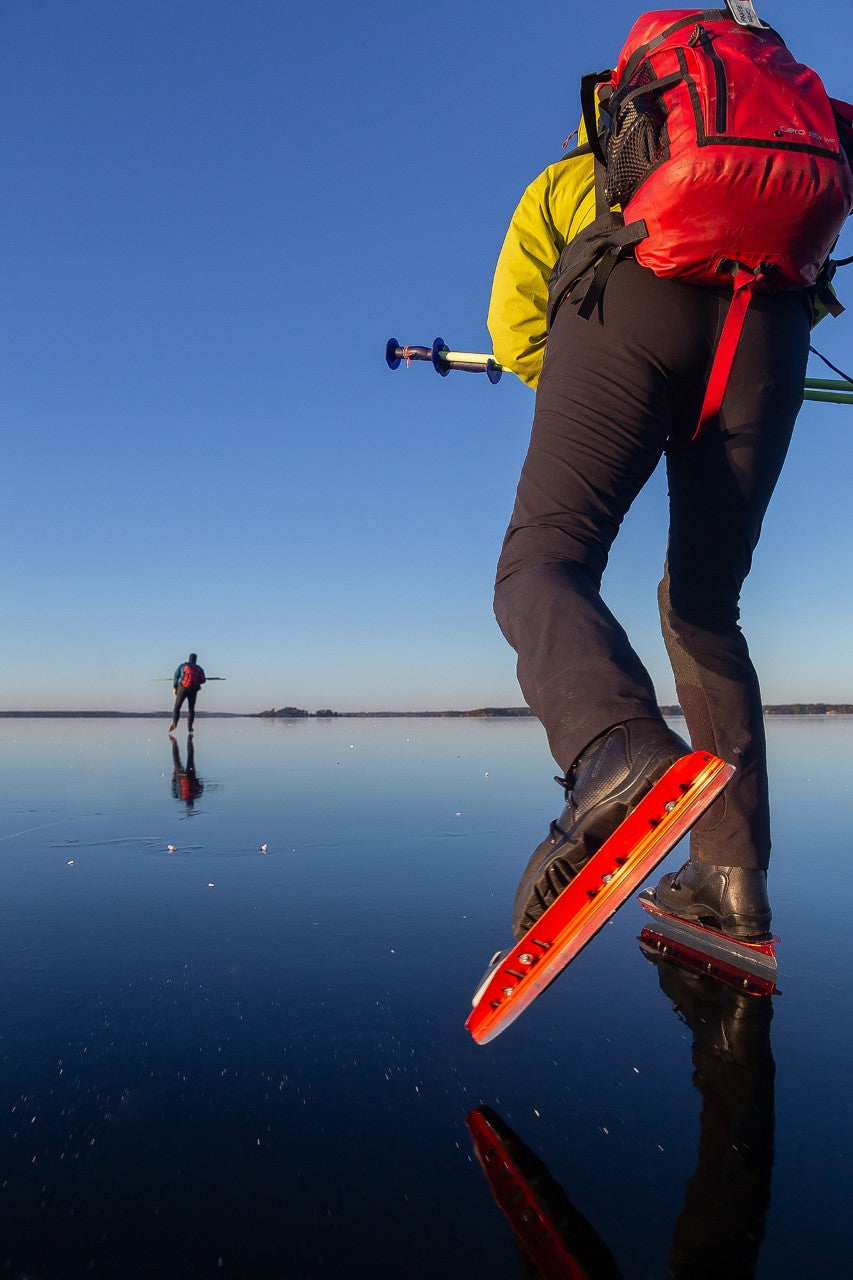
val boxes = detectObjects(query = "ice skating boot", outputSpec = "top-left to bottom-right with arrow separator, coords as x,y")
468,749 -> 733,1043
654,861 -> 772,940
512,718 -> 689,939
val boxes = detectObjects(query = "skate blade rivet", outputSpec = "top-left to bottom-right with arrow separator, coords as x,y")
664,800 -> 677,812
601,873 -> 613,884
502,987 -> 515,998
519,953 -> 534,966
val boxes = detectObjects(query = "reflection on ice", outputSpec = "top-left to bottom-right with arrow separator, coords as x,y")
469,954 -> 775,1279
0,716 -> 848,1275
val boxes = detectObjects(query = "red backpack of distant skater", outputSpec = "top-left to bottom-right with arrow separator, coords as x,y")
560,2 -> 853,439
181,663 -> 205,690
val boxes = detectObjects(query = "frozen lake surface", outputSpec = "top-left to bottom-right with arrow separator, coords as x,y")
0,715 -> 850,1278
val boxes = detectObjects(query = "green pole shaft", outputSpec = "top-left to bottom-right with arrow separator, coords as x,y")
802,389 -> 853,404
804,377 -> 853,392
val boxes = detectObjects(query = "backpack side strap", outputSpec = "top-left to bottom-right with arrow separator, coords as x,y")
580,70 -> 613,167
547,214 -> 648,329
673,264 -> 763,452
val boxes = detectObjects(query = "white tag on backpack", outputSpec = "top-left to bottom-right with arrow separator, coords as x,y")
725,0 -> 768,27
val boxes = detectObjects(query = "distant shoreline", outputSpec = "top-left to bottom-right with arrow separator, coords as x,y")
1,705 -> 852,719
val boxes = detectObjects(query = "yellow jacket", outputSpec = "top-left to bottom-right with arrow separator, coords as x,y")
488,125 -> 597,390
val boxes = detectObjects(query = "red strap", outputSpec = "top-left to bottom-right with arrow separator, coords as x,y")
688,267 -> 761,447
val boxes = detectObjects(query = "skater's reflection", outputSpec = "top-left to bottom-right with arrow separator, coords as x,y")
467,1106 -> 623,1280
171,734 -> 204,812
647,951 -> 775,1280
468,958 -> 775,1280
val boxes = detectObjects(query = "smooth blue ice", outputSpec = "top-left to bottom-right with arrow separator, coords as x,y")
0,715 -> 850,1277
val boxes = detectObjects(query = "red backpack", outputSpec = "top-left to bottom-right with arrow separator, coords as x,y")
595,7 -> 853,286
181,663 -> 204,690
558,5 -> 853,439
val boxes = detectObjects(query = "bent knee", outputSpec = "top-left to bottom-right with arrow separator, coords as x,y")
658,568 -> 741,635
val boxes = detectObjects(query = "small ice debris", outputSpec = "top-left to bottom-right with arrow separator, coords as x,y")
455,811 -> 462,817
260,844 -> 268,853
208,882 -> 215,888
67,860 -> 74,867
167,844 -> 176,853
533,1108 -> 540,1117
390,949 -> 396,954
484,771 -> 489,778
632,1066 -> 640,1074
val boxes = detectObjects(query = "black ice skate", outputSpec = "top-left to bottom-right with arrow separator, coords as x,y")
654,861 -> 772,938
639,860 -> 778,997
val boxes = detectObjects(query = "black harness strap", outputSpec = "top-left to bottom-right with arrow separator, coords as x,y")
580,70 -> 613,166
576,221 -> 649,318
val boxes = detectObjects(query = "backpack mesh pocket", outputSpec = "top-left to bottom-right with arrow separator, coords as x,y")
604,62 -> 669,208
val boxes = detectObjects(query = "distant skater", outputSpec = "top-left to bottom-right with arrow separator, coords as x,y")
170,653 -> 206,733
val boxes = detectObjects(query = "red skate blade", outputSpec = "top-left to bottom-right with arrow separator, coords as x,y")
466,752 -> 734,1045
637,890 -> 778,996
466,1108 -> 590,1280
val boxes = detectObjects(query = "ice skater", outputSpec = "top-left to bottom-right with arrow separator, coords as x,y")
488,9 -> 852,947
169,653 -> 206,734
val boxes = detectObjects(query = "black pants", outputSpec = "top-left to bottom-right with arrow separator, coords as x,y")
494,258 -> 809,871
172,686 -> 198,729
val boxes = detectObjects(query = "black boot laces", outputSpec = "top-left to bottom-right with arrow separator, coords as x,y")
670,860 -> 690,887
548,773 -> 576,846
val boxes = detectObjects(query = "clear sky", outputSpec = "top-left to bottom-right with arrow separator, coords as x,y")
2,0 -> 852,714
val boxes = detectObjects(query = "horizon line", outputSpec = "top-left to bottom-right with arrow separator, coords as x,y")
1,704 -> 852,719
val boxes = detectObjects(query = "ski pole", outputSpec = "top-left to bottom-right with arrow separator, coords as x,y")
802,377 -> 853,403
385,337 -> 505,384
386,338 -> 853,403
803,388 -> 853,403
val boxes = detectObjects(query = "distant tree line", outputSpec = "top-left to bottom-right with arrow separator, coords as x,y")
255,706 -> 536,718
258,707 -> 314,718
762,704 -> 853,715
255,704 -> 853,719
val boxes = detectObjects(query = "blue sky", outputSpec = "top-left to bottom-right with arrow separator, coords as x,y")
2,0 -> 852,713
